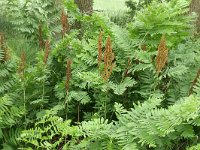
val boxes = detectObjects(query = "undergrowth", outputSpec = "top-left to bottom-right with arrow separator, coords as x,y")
0,0 -> 200,149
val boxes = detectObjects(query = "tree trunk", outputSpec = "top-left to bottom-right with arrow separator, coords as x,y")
73,0 -> 93,39
74,0 -> 93,15
190,0 -> 200,33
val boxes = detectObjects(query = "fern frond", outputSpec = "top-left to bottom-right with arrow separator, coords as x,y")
109,77 -> 137,95
187,143 -> 200,150
115,95 -> 200,149
0,96 -> 24,127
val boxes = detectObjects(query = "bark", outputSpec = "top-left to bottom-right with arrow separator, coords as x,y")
190,0 -> 200,33
73,0 -> 93,39
74,0 -> 93,15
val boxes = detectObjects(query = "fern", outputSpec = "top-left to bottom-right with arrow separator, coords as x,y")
0,48 -> 4,62
3,0 -> 62,43
0,60 -> 17,95
0,95 -> 24,126
115,95 -> 200,149
0,95 -> 24,147
111,25 -> 137,60
19,114 -> 81,150
128,0 -> 194,49
1,0 -> 200,149
109,77 -> 137,95
2,127 -> 22,147
68,90 -> 91,104
78,118 -> 118,150
193,78 -> 200,96
187,144 -> 200,150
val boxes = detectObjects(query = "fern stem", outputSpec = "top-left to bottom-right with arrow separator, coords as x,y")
41,66 -> 46,111
77,102 -> 80,123
104,100 -> 107,119
65,95 -> 69,120
41,81 -> 45,108
103,85 -> 109,119
104,90 -> 108,119
23,85 -> 26,129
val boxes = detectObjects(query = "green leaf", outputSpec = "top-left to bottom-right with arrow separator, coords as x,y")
109,77 -> 137,95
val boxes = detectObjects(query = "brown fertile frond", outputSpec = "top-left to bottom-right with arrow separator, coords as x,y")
3,48 -> 10,62
61,9 -> 70,37
156,35 -> 168,74
43,40 -> 50,65
66,59 -> 72,93
0,32 -> 4,50
98,31 -> 103,67
0,33 -> 10,63
101,36 -> 115,81
38,24 -> 45,49
189,69 -> 200,95
18,50 -> 26,79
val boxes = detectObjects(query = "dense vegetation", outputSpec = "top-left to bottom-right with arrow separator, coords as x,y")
0,0 -> 200,149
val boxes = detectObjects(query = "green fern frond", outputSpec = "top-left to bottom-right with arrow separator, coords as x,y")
0,95 -> 24,127
187,143 -> 200,150
109,77 -> 137,95
79,118 -> 117,150
115,95 -> 200,149
19,115 -> 79,149
112,25 -> 136,59
3,127 -> 22,147
68,90 -> 91,104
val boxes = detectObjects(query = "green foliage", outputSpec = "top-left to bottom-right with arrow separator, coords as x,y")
1,0 -> 200,149
1,0 -> 62,44
20,115 -> 80,149
0,95 -> 25,146
128,0 -> 194,49
78,118 -> 117,150
109,77 -> 137,95
114,94 -> 200,149
0,61 -> 17,95
187,144 -> 200,150
125,0 -> 152,16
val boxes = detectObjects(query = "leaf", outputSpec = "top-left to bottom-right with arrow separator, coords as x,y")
123,143 -> 138,150
69,91 -> 91,104
109,77 -> 137,95
180,125 -> 195,138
